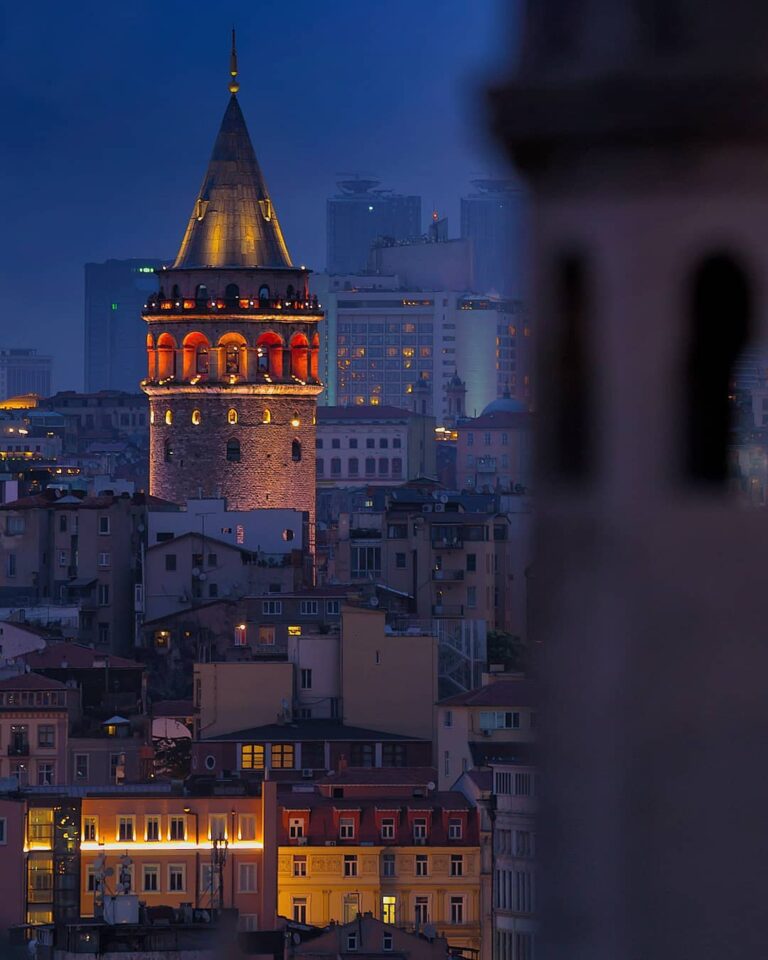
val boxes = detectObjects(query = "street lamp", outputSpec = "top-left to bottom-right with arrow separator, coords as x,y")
183,806 -> 200,908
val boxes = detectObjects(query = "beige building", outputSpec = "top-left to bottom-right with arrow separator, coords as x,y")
316,406 -> 436,486
194,660 -> 294,739
436,676 -> 536,791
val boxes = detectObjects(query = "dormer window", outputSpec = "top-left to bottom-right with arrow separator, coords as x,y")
288,817 -> 304,839
413,818 -> 427,840
339,817 -> 355,840
448,817 -> 463,840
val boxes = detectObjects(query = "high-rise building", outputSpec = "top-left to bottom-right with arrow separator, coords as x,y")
0,349 -> 52,399
460,178 -> 526,296
327,177 -> 421,274
84,259 -> 166,392
141,44 -> 322,535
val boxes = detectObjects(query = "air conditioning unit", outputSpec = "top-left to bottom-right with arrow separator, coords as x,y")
421,504 -> 433,513
297,837 -> 308,846
325,840 -> 337,846
434,503 -> 445,512
302,768 -> 313,779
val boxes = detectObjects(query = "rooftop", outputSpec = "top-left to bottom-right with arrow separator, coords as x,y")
204,720 -> 424,743
438,677 -> 537,708
0,672 -> 68,691
21,642 -> 143,671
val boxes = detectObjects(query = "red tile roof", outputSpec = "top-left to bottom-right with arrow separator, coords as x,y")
21,642 -> 142,671
438,677 -> 537,708
0,672 -> 68,690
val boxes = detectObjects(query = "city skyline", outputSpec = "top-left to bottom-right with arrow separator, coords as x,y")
2,0 -> 516,392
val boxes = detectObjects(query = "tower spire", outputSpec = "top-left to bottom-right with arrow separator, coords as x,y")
229,28 -> 239,95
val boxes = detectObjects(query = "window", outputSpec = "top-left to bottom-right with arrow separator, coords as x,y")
467,586 -> 477,609
515,871 -> 534,913
292,439 -> 302,462
382,743 -> 405,767
366,438 -> 375,449
347,934 -> 358,951
28,808 -> 53,848
165,554 -> 177,572
168,864 -> 185,892
382,895 -> 396,925
258,625 -> 276,644
343,854 -> 358,876
450,854 -> 464,876
449,896 -> 464,924
351,545 -> 381,578
110,753 -> 121,782
169,816 -> 186,841
300,600 -> 318,616
515,830 -> 534,858
262,407 -> 272,424
209,815 -> 226,840
262,600 -> 282,615
239,914 -> 258,931
38,725 -> 55,748
191,408 -> 201,425
83,816 -> 97,842
443,710 -> 453,728
334,813 -> 358,841
97,551 -> 110,569
331,457 -> 341,475
316,458 -> 325,477
98,584 -> 110,606
146,816 -> 160,842
118,816 -> 135,842
383,933 -> 393,950
392,457 -> 403,476
348,457 -> 359,476
293,855 -> 307,877
241,744 -> 265,770
165,409 -> 173,426
414,897 -> 429,924
466,553 -> 476,572
143,865 -> 159,892
6,553 -> 16,578
201,864 -> 219,898
327,599 -> 340,615
415,854 -> 428,876
365,457 -> 376,474
292,897 -> 307,924
227,438 -> 241,462
58,550 -> 67,567
413,818 -> 427,840
98,516 -> 110,535
227,408 -> 238,425
288,818 -> 304,839
239,814 -> 256,841
479,711 -> 520,731
86,866 -> 98,893
382,853 -> 395,878
37,763 -> 54,786
448,818 -> 463,840
395,552 -> 406,568
514,772 -> 533,796
380,817 -> 395,840
271,743 -> 295,768
300,668 -> 312,689
239,862 -> 258,892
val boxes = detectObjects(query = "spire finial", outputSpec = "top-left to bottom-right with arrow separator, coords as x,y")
229,28 -> 240,95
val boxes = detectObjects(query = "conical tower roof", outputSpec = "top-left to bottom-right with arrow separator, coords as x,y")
173,93 -> 292,269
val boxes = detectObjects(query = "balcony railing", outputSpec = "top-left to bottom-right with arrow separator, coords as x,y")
431,604 -> 465,617
143,296 -> 322,317
8,741 -> 30,757
431,537 -> 463,550
431,569 -> 465,582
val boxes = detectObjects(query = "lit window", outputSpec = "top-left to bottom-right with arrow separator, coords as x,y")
241,744 -> 265,769
192,409 -> 201,425
271,743 -> 294,769
227,408 -> 238,425
165,409 -> 173,425
343,854 -> 358,876
293,855 -> 307,877
262,408 -> 271,424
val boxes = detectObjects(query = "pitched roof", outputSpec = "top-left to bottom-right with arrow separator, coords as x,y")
438,677 -> 537,708
173,95 -> 292,269
204,720 -> 423,743
21,642 -> 142,671
0,672 -> 68,691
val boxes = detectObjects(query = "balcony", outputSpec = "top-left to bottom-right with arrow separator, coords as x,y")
431,537 -> 463,550
431,569 -> 465,582
475,456 -> 497,473
8,741 -> 30,757
143,296 -> 323,318
431,604 -> 465,617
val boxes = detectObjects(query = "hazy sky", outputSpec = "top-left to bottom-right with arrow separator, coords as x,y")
0,0 -> 517,390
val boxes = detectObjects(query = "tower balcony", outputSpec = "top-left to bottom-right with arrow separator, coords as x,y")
143,295 -> 322,319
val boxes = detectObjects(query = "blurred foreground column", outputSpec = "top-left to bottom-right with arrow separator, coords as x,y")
493,3 -> 768,957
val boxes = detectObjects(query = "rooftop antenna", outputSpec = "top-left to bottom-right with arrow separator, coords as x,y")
229,28 -> 240,94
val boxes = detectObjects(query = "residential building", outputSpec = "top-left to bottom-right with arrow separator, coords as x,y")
142,77 -> 322,537
459,179 -> 526,296
313,275 -> 529,419
316,406 -> 436,486
23,794 -> 82,925
193,722 -> 432,781
291,912 -> 453,960
40,391 -> 149,456
436,677 -> 537,791
84,258 -> 166,392
0,673 -> 75,786
0,490 -> 148,654
327,178 -> 421,275
277,775 -> 481,954
455,397 -> 533,492
0,795 -> 26,932
0,349 -> 52,400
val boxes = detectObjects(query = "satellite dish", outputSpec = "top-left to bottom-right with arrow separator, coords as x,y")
198,572 -> 207,581
293,933 -> 301,944
369,597 -> 379,608
191,567 -> 201,578
439,493 -> 449,503
427,781 -> 436,791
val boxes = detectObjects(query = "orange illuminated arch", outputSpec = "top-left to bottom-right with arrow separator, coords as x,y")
156,332 -> 177,380
310,332 -> 320,381
290,332 -> 310,381
182,331 -> 211,381
146,333 -> 157,380
218,331 -> 248,378
256,331 -> 284,379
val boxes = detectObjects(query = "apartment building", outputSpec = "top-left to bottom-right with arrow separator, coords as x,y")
436,677 -> 537,791
0,490 -> 149,653
277,773 -> 481,954
455,397 -> 533,492
0,673 -> 75,786
292,913 -> 453,960
316,406 -> 436,486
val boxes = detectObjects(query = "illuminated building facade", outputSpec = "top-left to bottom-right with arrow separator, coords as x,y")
142,46 -> 322,534
0,349 -> 52,401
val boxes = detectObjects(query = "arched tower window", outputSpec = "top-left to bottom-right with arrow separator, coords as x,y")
164,439 -> 173,462
218,333 -> 247,379
290,333 -> 310,381
310,332 -> 320,381
225,283 -> 239,300
182,332 -> 211,380
292,439 -> 302,462
195,283 -> 208,301
686,253 -> 751,485
286,284 -> 295,301
192,409 -> 201,425
550,253 -> 592,481
156,333 -> 177,380
258,285 -> 270,303
256,332 -> 284,379
226,438 -> 241,462
227,408 -> 238,425
171,284 -> 180,299
263,408 -> 272,424
165,409 -> 173,426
